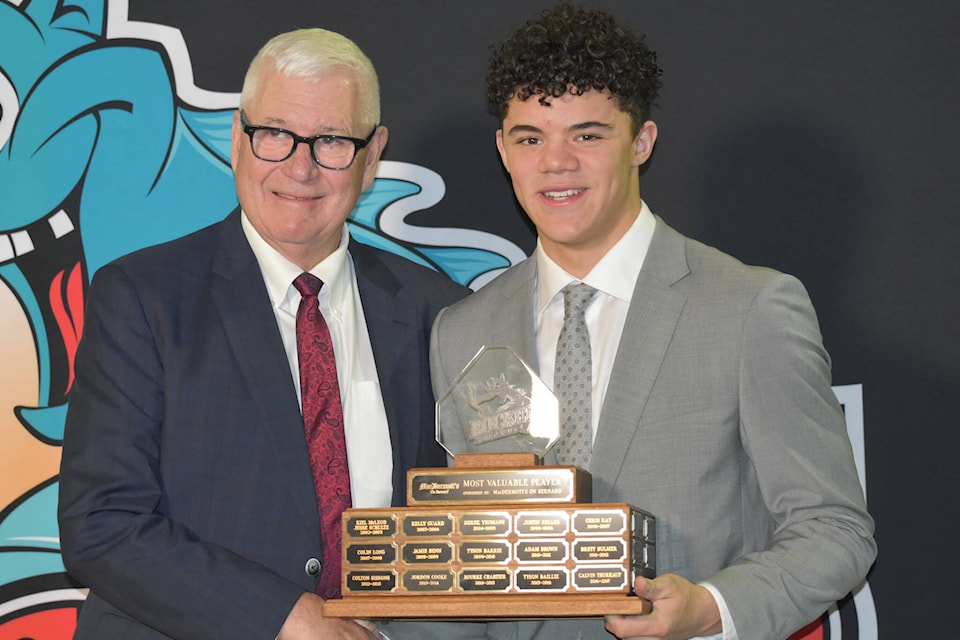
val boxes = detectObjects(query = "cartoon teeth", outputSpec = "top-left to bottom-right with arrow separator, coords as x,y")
0,210 -> 74,264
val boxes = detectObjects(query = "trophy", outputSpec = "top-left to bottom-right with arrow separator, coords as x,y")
324,346 -> 655,620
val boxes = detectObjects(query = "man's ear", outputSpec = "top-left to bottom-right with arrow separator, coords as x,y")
361,125 -> 389,191
230,110 -> 243,171
633,120 -> 658,167
495,129 -> 511,173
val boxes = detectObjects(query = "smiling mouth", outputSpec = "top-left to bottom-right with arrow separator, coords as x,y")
542,188 -> 585,200
276,192 -> 321,201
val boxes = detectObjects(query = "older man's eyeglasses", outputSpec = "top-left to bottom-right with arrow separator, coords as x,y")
239,112 -> 378,171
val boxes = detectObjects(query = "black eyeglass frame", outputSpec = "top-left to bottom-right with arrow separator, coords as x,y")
239,111 -> 378,171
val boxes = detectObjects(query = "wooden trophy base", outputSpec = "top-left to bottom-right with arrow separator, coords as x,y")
323,452 -> 655,621
323,593 -> 650,620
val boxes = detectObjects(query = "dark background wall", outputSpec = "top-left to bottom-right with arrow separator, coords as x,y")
130,1 -> 960,636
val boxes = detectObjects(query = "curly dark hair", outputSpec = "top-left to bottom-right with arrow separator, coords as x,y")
487,3 -> 662,133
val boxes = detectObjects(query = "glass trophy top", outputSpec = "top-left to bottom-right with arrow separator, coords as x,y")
436,345 -> 559,458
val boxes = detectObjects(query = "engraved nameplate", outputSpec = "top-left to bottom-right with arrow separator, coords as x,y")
346,543 -> 396,564
459,540 -> 511,564
402,514 -> 454,537
515,540 -> 567,563
346,515 -> 397,538
408,467 -> 588,504
346,570 -> 397,592
403,569 -> 456,592
459,512 -> 512,536
515,568 -> 568,591
459,568 -> 512,592
573,566 -> 628,590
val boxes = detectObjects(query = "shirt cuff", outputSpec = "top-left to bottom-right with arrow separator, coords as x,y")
698,581 -> 739,640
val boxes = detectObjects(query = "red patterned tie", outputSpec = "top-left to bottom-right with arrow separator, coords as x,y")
294,272 -> 351,599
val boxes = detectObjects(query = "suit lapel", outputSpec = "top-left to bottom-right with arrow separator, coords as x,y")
490,258 -> 539,372
477,258 -> 557,463
208,212 -> 320,528
591,218 -> 690,502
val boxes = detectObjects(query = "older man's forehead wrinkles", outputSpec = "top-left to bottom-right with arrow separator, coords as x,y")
252,115 -> 288,127
252,115 -> 351,136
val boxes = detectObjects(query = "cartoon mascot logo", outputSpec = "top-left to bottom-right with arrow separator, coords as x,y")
0,0 -> 874,638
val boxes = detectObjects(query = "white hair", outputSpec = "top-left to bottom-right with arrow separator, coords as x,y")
239,28 -> 380,128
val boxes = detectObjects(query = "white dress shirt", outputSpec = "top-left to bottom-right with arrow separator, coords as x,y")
241,213 -> 393,509
534,201 -> 737,640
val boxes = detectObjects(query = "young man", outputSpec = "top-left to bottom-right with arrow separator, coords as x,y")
424,4 -> 875,640
58,29 -> 466,640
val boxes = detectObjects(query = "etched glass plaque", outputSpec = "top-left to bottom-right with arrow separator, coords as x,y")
436,346 -> 559,458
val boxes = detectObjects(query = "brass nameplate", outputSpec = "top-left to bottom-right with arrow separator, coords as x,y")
407,467 -> 591,505
573,566 -> 629,590
459,568 -> 513,592
402,541 -> 454,564
402,514 -> 454,537
515,568 -> 568,591
346,515 -> 397,537
515,511 -> 569,535
459,512 -> 512,536
460,540 -> 511,563
346,542 -> 396,564
346,570 -> 397,592
403,570 -> 456,592
515,539 -> 567,562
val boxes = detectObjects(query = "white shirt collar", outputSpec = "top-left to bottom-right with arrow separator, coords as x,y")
240,211 -> 351,312
536,200 -> 657,312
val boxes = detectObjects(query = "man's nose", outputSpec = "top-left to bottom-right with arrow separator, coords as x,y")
539,139 -> 577,172
283,140 -> 320,180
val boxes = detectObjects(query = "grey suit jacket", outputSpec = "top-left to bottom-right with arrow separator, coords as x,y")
58,210 -> 467,639
398,216 -> 875,640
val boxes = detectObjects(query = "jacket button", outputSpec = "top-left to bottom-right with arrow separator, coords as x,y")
305,558 -> 321,576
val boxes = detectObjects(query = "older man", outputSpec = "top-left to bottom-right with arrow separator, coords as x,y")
58,28 -> 466,640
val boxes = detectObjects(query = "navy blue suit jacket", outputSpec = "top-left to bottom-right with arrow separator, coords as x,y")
58,211 -> 467,639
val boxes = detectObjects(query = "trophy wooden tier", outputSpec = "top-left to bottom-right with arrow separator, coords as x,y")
323,347 -> 656,620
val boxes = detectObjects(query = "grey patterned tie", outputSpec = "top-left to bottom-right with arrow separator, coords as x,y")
553,282 -> 599,469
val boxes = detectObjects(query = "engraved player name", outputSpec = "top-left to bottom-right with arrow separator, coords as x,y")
573,567 -> 628,590
346,543 -> 396,564
403,570 -> 455,591
459,541 -> 511,563
573,540 -> 626,562
515,540 -> 567,562
402,514 -> 454,536
402,542 -> 454,564
573,510 -> 625,534
515,569 -> 568,591
459,513 -> 511,536
515,512 -> 569,535
459,569 -> 512,592
346,516 -> 397,537
347,570 -> 397,592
